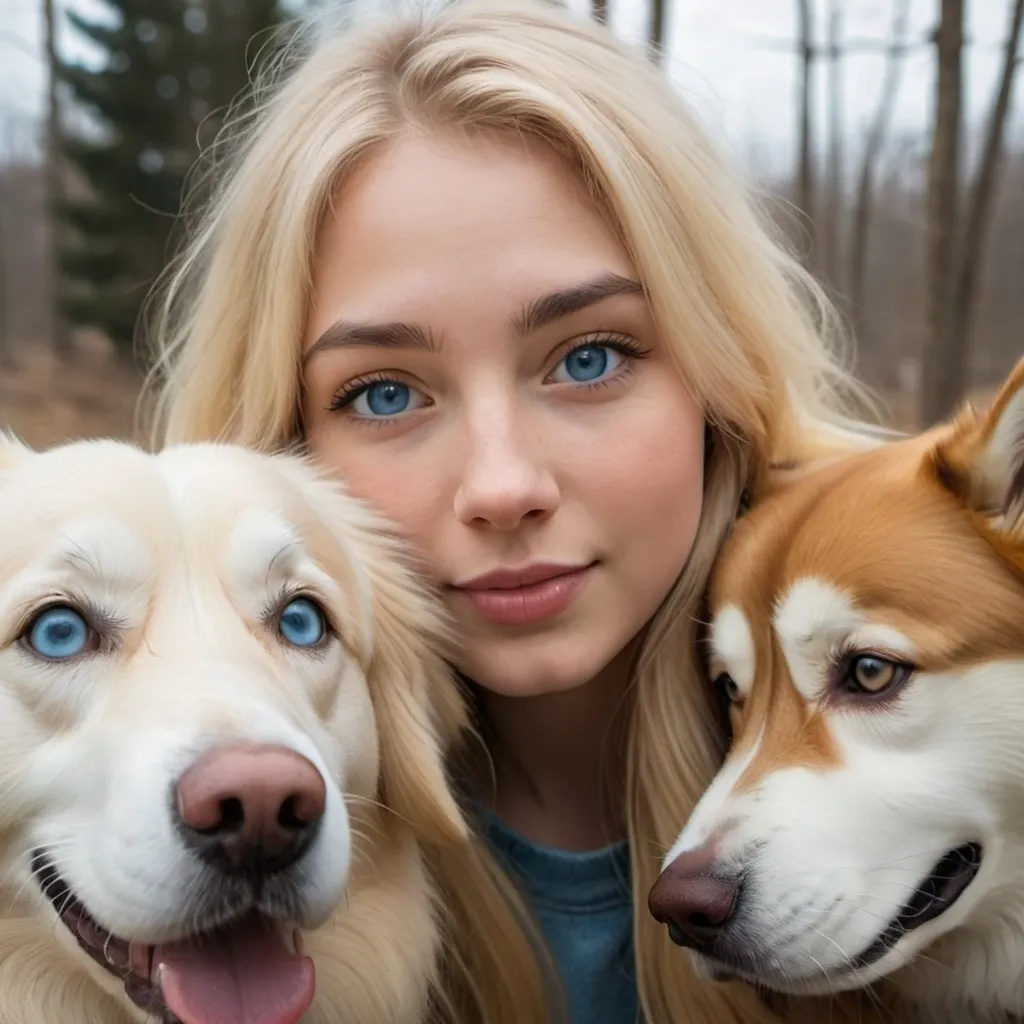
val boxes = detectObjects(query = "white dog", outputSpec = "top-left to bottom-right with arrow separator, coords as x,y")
0,436 -> 468,1024
650,357 -> 1024,1024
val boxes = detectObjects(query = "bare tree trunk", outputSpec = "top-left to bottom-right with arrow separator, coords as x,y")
43,0 -> 70,357
0,118 -> 12,369
649,0 -> 666,65
0,201 -> 7,367
591,0 -> 608,24
795,0 -> 816,265
921,0 -> 964,427
949,0 -> 1024,383
849,0 -> 911,323
824,1 -> 844,292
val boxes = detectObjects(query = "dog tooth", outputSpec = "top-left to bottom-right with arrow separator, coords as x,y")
128,941 -> 153,979
76,917 -> 106,949
293,929 -> 304,956
105,939 -> 130,969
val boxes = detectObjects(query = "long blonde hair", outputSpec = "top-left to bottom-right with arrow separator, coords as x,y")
148,2 -> 887,1021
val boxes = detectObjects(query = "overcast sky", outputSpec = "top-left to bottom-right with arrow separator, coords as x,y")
1,0 -> 1020,177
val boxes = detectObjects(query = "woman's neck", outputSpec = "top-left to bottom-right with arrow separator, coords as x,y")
473,644 -> 636,852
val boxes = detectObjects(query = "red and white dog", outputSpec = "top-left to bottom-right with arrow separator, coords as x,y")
650,359 -> 1024,1023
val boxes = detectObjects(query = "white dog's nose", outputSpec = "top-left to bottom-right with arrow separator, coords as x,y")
175,744 -> 327,874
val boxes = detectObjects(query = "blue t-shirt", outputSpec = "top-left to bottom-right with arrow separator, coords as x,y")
482,810 -> 641,1024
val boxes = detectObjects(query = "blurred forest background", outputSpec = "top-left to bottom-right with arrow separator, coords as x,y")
0,0 -> 1021,445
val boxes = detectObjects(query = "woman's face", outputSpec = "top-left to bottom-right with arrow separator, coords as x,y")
303,131 -> 705,697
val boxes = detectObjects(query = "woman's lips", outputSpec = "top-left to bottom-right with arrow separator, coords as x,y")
450,562 -> 596,626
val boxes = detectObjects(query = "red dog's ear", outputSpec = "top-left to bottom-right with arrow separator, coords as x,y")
934,356 -> 1024,534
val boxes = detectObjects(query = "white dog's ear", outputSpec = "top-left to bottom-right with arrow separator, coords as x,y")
934,356 -> 1024,533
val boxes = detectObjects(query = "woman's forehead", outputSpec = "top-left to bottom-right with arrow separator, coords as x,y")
304,131 -> 639,345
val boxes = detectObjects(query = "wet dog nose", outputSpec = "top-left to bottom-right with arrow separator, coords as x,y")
648,842 -> 741,954
175,744 -> 326,874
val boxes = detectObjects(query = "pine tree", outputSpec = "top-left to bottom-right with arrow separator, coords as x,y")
57,0 -> 285,356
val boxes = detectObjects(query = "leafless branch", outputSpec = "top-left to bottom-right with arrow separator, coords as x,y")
949,0 -> 1024,390
921,0 -> 965,425
649,0 -> 666,66
42,0 -> 70,356
795,0 -> 816,264
849,0 -> 912,322
823,1 -> 844,291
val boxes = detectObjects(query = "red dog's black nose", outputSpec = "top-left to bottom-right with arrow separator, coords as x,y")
648,842 -> 742,954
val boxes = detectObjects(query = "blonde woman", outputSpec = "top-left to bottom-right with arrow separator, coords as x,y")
150,1 -> 887,1021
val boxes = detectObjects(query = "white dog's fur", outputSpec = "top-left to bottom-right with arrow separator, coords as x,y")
0,436 -> 468,1024
650,358 -> 1024,1024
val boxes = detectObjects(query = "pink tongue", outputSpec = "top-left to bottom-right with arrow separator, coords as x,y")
154,916 -> 314,1024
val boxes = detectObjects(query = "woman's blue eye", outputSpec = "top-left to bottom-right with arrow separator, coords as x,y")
27,606 -> 93,660
550,344 -> 625,384
278,598 -> 326,648
351,381 -> 426,419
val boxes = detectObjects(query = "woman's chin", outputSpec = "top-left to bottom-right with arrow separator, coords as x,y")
457,627 -> 636,700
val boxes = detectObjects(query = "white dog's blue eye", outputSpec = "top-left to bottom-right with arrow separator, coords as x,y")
278,597 -> 326,648
27,606 -> 93,660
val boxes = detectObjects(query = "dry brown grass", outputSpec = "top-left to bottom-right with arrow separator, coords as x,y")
0,336 -> 144,449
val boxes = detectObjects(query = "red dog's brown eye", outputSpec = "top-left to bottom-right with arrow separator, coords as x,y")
711,673 -> 741,738
714,673 -> 741,703
842,654 -> 913,698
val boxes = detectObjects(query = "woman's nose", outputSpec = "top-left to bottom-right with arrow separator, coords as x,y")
453,414 -> 560,531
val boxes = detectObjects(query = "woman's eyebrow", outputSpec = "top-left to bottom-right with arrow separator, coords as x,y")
304,272 -> 644,365
513,273 -> 644,335
304,321 -> 436,365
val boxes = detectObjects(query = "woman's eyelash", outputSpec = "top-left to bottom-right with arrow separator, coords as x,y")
327,371 -> 395,412
561,334 -> 651,361
326,334 -> 650,414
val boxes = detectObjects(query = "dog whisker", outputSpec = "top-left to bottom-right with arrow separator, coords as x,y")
803,945 -> 839,999
344,791 -> 423,835
759,845 -> 959,887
